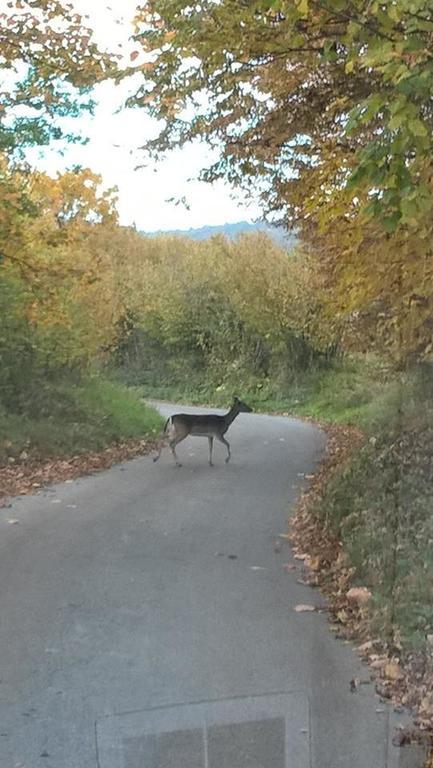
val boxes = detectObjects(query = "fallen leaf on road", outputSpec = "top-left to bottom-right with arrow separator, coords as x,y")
336,609 -> 349,624
357,640 -> 374,655
308,555 -> 321,571
350,677 -> 359,692
283,563 -> 296,572
385,661 -> 404,681
375,681 -> 393,700
294,604 -> 316,612
278,533 -> 292,540
293,552 -> 309,561
419,695 -> 433,717
250,566 -> 267,571
370,657 -> 388,670
7,519 -> 19,525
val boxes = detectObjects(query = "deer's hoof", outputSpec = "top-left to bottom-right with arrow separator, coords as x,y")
225,457 -> 230,464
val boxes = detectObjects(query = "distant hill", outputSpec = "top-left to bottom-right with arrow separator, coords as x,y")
142,221 -> 297,249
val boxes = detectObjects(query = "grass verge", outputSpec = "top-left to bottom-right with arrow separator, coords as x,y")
0,376 -> 164,465
307,371 -> 433,651
288,368 -> 433,759
139,357 -> 391,427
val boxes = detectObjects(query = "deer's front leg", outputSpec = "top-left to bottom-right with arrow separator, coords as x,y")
208,436 -> 214,466
216,434 -> 231,463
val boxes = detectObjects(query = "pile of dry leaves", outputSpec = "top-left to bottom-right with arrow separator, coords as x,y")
0,438 -> 156,504
289,422 -> 433,758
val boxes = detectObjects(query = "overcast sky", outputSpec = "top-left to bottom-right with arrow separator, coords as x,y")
27,0 -> 262,232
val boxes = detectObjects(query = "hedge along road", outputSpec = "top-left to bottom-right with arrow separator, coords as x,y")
0,404 -> 422,768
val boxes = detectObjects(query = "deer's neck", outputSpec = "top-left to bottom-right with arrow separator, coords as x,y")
224,404 -> 240,428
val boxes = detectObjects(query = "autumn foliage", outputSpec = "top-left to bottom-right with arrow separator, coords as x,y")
131,0 -> 433,364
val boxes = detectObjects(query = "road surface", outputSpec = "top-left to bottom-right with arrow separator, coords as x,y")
0,404 -> 423,767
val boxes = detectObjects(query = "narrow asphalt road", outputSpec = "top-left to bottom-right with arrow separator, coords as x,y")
0,405 -> 421,768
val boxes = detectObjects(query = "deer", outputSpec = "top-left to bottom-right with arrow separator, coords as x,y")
153,396 -> 253,467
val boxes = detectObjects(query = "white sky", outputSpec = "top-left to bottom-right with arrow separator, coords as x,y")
26,0 -> 262,232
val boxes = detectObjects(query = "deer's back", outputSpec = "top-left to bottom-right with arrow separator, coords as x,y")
171,413 -> 227,436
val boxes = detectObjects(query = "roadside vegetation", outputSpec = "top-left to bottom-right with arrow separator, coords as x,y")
310,370 -> 433,651
0,377 -> 162,464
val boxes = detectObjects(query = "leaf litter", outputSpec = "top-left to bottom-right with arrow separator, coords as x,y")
288,420 -> 433,758
0,438 -> 157,502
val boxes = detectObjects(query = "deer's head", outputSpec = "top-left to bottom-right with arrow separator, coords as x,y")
233,396 -> 253,413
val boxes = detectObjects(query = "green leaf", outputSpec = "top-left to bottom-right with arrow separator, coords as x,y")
297,0 -> 309,16
400,197 -> 419,221
382,211 -> 401,232
388,112 -> 406,130
408,119 -> 428,138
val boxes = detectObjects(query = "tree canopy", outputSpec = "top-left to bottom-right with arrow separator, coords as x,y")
132,0 -> 432,232
130,0 -> 433,362
0,0 -> 118,151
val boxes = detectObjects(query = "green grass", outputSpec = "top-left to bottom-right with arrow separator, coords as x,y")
139,357 -> 391,429
0,376 -> 164,463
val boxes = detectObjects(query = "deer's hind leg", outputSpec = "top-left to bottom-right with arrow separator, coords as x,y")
153,423 -> 169,463
153,440 -> 164,463
169,424 -> 189,467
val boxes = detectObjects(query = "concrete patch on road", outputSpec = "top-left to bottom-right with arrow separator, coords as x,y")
96,692 -> 310,768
